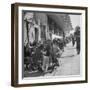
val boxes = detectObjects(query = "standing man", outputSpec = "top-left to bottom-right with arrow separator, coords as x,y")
52,40 -> 61,67
74,26 -> 80,54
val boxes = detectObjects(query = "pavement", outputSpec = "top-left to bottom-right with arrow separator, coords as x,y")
44,42 -> 80,76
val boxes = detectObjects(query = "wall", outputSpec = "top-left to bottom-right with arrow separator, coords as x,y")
0,0 -> 89,90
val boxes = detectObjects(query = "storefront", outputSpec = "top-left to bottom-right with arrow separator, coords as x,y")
24,12 -> 72,45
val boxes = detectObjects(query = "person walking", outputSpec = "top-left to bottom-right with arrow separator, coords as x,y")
74,26 -> 80,54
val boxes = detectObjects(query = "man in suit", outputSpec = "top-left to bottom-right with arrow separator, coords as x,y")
74,26 -> 80,54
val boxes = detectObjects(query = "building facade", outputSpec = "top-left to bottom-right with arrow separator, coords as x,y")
23,12 -> 73,46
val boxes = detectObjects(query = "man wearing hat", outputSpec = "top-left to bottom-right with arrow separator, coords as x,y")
74,26 -> 80,54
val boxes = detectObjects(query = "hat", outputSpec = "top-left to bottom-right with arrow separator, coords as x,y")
75,26 -> 80,30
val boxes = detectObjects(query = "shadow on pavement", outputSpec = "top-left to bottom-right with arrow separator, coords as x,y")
24,71 -> 45,77
61,55 -> 75,58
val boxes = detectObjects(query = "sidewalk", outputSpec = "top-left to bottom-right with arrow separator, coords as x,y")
45,42 -> 80,76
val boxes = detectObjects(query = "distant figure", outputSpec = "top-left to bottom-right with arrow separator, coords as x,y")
63,32 -> 66,47
74,26 -> 80,54
71,34 -> 75,46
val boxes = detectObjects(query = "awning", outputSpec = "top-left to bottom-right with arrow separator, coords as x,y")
47,13 -> 65,31
52,34 -> 63,40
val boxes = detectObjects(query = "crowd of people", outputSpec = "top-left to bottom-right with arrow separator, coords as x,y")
24,26 -> 81,75
24,38 -> 66,74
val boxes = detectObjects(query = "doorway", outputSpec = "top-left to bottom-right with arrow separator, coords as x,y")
35,28 -> 39,42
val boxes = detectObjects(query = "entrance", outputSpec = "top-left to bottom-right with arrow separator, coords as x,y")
35,28 -> 39,42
